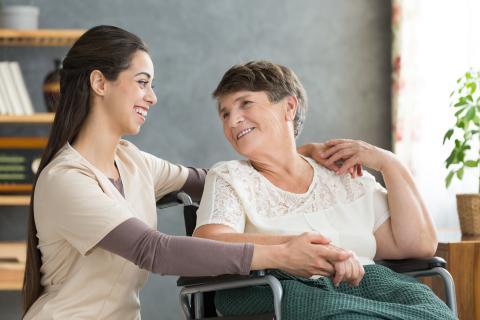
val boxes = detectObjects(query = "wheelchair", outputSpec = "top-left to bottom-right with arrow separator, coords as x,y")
157,192 -> 457,320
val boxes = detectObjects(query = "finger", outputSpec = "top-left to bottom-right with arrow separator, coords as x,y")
307,233 -> 331,244
315,260 -> 335,276
337,156 -> 361,175
319,160 -> 341,172
324,139 -> 352,147
349,258 -> 359,286
320,142 -> 351,159
355,264 -> 365,286
348,168 -> 355,178
324,148 -> 356,166
319,246 -> 351,262
344,259 -> 353,285
357,164 -> 363,176
333,262 -> 345,286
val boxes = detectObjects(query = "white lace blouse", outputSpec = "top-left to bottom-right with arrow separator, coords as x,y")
195,157 -> 390,265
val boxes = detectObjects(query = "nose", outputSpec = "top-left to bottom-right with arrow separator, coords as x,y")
144,86 -> 157,106
228,109 -> 244,127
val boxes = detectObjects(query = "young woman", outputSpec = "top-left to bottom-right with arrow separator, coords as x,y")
22,26 -> 352,319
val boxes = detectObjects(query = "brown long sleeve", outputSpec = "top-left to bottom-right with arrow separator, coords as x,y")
180,167 -> 208,202
98,217 -> 253,276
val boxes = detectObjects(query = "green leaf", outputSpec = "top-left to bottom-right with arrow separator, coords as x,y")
466,72 -> 472,79
445,171 -> 455,187
455,107 -> 467,117
465,160 -> 478,167
467,82 -> 477,94
445,150 -> 455,167
466,107 -> 476,120
457,167 -> 464,179
443,129 -> 454,144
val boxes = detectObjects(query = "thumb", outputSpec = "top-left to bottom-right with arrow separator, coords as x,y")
308,233 -> 331,245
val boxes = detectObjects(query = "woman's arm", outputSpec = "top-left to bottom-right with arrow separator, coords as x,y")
194,223 -> 360,280
179,167 -> 208,202
98,217 -> 351,278
373,156 -> 437,259
321,139 -> 438,259
194,224 -> 294,245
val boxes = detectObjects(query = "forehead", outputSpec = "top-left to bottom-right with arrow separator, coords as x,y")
218,91 -> 268,111
125,50 -> 154,77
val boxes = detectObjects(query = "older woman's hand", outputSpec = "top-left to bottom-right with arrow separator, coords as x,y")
320,139 -> 395,175
279,232 -> 352,278
298,143 -> 363,178
332,249 -> 365,287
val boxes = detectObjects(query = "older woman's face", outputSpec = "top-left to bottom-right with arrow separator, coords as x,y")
218,90 -> 293,158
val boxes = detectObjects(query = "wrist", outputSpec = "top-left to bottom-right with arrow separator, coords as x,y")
377,149 -> 398,172
251,244 -> 286,270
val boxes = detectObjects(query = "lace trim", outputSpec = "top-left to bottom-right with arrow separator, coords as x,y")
210,159 -> 370,224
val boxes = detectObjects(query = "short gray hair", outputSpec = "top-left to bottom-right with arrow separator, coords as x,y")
212,60 -> 308,138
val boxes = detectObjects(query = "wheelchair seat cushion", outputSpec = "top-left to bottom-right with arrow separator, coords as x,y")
215,264 -> 456,320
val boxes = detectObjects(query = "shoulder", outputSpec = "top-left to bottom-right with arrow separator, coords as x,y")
36,156 -> 98,205
210,159 -> 251,176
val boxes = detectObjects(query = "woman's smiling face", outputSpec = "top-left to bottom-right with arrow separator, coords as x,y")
102,50 -> 157,136
218,90 -> 295,158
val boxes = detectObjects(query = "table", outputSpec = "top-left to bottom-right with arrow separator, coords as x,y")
424,229 -> 480,320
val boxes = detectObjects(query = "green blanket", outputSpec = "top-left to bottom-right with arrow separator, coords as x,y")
215,264 -> 456,319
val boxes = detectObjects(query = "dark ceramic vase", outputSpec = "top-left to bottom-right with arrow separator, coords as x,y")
42,59 -> 61,112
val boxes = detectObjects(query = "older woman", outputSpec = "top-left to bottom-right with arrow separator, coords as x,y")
193,61 -> 456,319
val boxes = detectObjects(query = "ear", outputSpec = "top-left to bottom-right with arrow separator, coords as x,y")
284,95 -> 298,121
90,70 -> 107,96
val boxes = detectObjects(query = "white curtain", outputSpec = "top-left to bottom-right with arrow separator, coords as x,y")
392,0 -> 480,229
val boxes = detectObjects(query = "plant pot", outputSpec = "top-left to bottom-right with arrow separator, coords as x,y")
0,5 -> 39,30
456,193 -> 480,236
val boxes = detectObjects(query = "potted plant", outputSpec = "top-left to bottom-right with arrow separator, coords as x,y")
443,70 -> 480,235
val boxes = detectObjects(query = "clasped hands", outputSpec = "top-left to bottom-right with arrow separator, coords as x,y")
282,232 -> 364,287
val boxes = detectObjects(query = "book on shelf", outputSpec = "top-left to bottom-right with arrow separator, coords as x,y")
0,137 -> 47,194
0,61 -> 34,115
9,62 -> 34,115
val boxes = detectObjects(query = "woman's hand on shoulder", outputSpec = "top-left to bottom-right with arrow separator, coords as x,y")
319,139 -> 396,174
298,143 -> 363,178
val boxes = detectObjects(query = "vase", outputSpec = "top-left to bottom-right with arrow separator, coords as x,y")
456,193 -> 480,236
0,5 -> 39,29
42,59 -> 61,112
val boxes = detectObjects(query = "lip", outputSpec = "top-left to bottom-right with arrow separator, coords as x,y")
134,106 -> 149,123
236,127 -> 255,140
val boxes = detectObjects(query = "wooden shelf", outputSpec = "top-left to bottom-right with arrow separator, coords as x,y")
0,242 -> 25,290
0,196 -> 30,206
0,112 -> 54,123
0,29 -> 85,46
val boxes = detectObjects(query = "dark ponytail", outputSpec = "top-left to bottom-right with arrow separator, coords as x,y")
22,25 -> 148,314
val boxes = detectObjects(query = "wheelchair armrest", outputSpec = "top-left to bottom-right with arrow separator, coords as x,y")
375,256 -> 446,273
156,191 -> 193,209
177,270 -> 269,287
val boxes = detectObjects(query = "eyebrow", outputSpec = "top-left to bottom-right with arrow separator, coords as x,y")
135,72 -> 152,79
218,94 -> 252,114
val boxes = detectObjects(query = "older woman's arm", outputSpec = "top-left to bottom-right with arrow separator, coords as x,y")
195,224 -> 364,285
321,139 -> 438,259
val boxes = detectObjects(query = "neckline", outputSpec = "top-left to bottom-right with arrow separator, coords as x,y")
247,155 -> 317,196
66,142 -> 126,197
